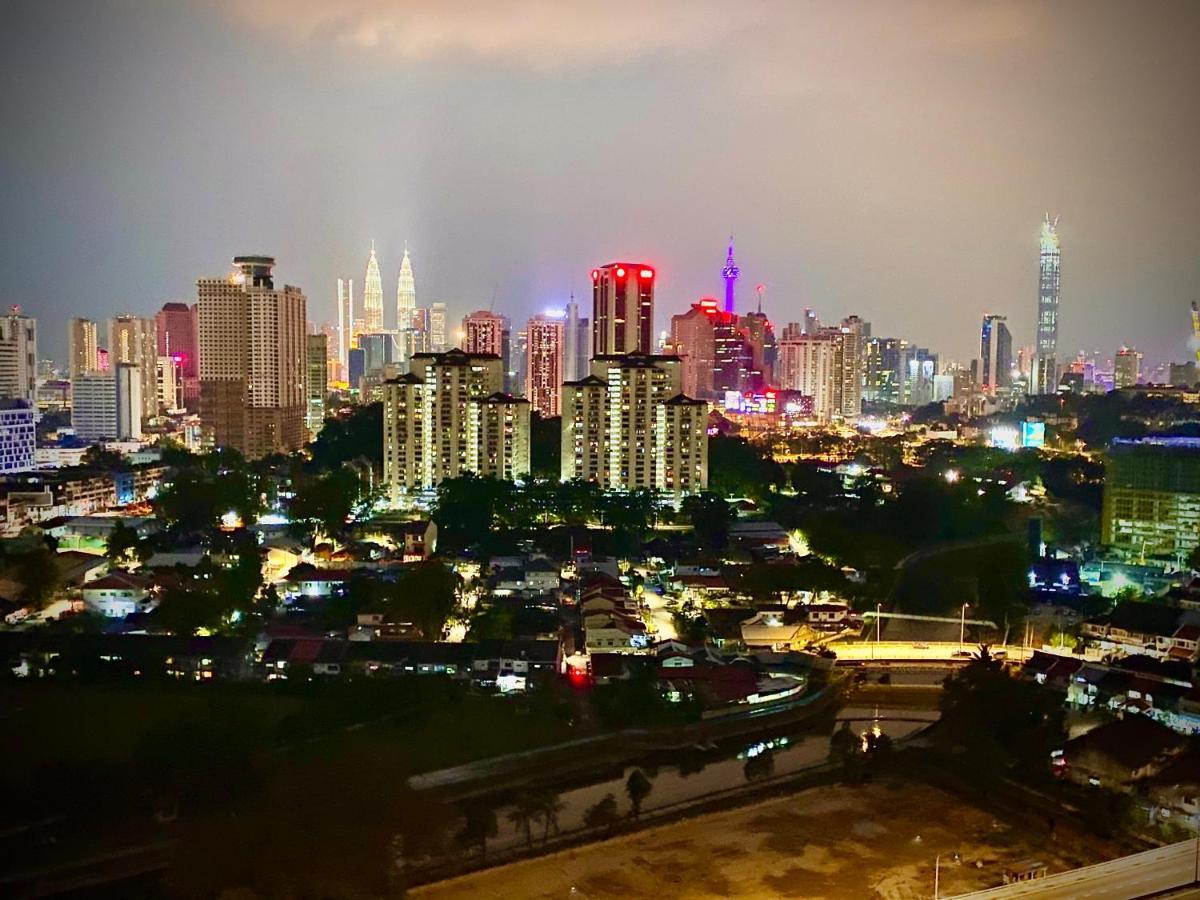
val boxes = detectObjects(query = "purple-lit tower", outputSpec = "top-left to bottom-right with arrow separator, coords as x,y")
722,236 -> 740,314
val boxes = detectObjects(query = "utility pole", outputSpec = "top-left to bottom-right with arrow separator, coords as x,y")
934,853 -> 941,899
959,603 -> 967,651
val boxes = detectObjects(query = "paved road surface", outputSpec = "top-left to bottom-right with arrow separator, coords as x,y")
952,839 -> 1198,899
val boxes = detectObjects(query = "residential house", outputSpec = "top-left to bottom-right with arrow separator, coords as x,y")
81,571 -> 154,618
1060,716 -> 1187,789
399,519 -> 437,561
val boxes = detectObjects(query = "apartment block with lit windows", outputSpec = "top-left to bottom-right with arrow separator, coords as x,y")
1102,437 -> 1200,563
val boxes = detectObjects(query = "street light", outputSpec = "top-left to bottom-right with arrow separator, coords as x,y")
959,603 -> 968,651
934,853 -> 941,899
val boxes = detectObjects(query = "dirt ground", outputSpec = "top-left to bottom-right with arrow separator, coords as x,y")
412,780 -> 1125,900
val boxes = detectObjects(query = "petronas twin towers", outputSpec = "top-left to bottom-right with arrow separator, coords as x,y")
362,242 -> 416,331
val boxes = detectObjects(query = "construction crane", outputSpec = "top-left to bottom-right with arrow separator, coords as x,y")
1192,301 -> 1200,364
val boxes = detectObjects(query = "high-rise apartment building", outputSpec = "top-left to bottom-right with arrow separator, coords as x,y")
156,356 -> 182,412
509,328 -> 528,396
526,314 -> 565,417
71,366 -> 141,442
197,256 -> 307,458
306,333 -> 328,437
0,307 -> 38,405
396,246 -> 416,328
669,300 -> 718,399
462,310 -> 506,356
560,354 -> 705,500
68,318 -> 99,382
979,314 -> 1013,393
832,316 -> 869,419
739,309 -> 776,392
865,337 -> 907,404
1115,347 -> 1142,389
0,399 -> 36,474
712,311 -> 751,394
591,263 -> 655,356
108,315 -> 158,419
154,302 -> 199,407
382,349 -> 526,498
115,363 -> 143,440
563,297 -> 590,383
778,332 -> 837,421
429,302 -> 448,353
1035,215 -> 1061,394
363,244 -> 384,332
1103,437 -> 1200,563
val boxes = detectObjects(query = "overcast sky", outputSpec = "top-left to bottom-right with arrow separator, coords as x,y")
3,0 -> 1198,368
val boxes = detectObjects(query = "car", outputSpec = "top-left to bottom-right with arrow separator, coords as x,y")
913,642 -> 930,649
951,650 -> 973,659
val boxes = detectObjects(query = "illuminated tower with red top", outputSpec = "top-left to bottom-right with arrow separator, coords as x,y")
721,236 -> 739,314
591,263 -> 655,356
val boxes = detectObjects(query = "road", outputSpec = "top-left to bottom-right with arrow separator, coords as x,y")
832,641 -> 1037,662
951,839 -> 1200,899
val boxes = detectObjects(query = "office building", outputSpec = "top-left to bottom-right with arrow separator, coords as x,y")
591,263 -> 655,356
0,307 -> 38,405
382,348 -> 524,497
72,373 -> 118,442
107,315 -> 158,419
563,296 -> 590,383
739,307 -> 776,392
903,347 -> 939,405
429,302 -> 448,353
712,310 -> 751,394
526,314 -> 565,417
0,399 -> 36,474
1115,348 -> 1142,389
306,333 -> 328,437
197,255 -> 307,458
363,243 -> 383,332
154,302 -> 199,407
1103,437 -> 1200,563
669,300 -> 718,399
348,348 -> 365,393
1035,215 -> 1061,394
979,314 -> 1013,393
865,337 -> 906,404
396,246 -> 416,329
68,318 -> 100,382
1169,362 -> 1197,388
358,332 -> 405,374
336,277 -> 354,378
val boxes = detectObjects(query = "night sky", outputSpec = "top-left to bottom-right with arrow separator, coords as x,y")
3,0 -> 1198,368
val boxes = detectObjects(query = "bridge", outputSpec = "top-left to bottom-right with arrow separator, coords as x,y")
830,642 -> 1037,664
951,839 -> 1200,898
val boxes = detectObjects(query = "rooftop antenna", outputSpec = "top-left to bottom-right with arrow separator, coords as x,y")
755,283 -> 766,315
489,283 -> 498,312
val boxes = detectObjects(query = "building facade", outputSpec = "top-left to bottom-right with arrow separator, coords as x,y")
1115,348 -> 1142,389
1035,215 -> 1061,394
0,399 -> 36,474
306,333 -> 328,438
591,263 -> 655,356
154,302 -> 199,407
363,244 -> 383,332
107,315 -> 158,420
462,310 -> 506,357
526,314 -> 564,417
197,256 -> 307,458
0,307 -> 38,405
68,318 -> 100,383
980,314 -> 1013,393
1102,437 -> 1200,563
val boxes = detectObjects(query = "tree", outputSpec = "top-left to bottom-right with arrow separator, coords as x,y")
81,444 -> 127,471
308,402 -> 384,471
287,467 -> 364,547
682,492 -> 734,550
506,795 -> 540,848
535,789 -> 565,843
455,801 -> 498,859
625,768 -> 653,819
583,794 -> 620,832
467,605 -> 514,641
384,560 -> 458,640
104,519 -> 141,565
708,435 -> 786,500
12,546 -> 62,608
1189,544 -> 1200,573
529,414 -> 562,479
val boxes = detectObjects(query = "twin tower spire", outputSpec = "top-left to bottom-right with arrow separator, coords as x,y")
362,242 -> 415,331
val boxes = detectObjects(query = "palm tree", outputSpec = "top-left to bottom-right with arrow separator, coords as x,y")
506,795 -> 540,848
535,790 -> 566,843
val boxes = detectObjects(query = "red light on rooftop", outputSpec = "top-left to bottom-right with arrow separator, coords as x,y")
616,267 -> 626,277
639,268 -> 654,279
591,269 -> 599,280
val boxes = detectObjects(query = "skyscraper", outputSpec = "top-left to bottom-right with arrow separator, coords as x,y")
979,314 -> 1013,393
721,237 -> 740,314
0,307 -> 37,405
336,277 -> 354,377
198,256 -> 307,458
306,333 -> 328,437
669,300 -> 718,399
107,315 -> 158,419
833,316 -> 869,418
1035,215 -> 1061,394
363,243 -> 383,332
591,263 -> 655,356
526,313 -> 565,418
154,302 -> 199,407
563,295 -> 590,383
1114,347 -> 1142,389
778,332 -> 836,421
114,363 -> 143,440
396,246 -> 416,329
429,302 -> 448,353
68,318 -> 99,382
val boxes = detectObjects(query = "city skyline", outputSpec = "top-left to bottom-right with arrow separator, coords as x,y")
2,1 -> 1198,367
